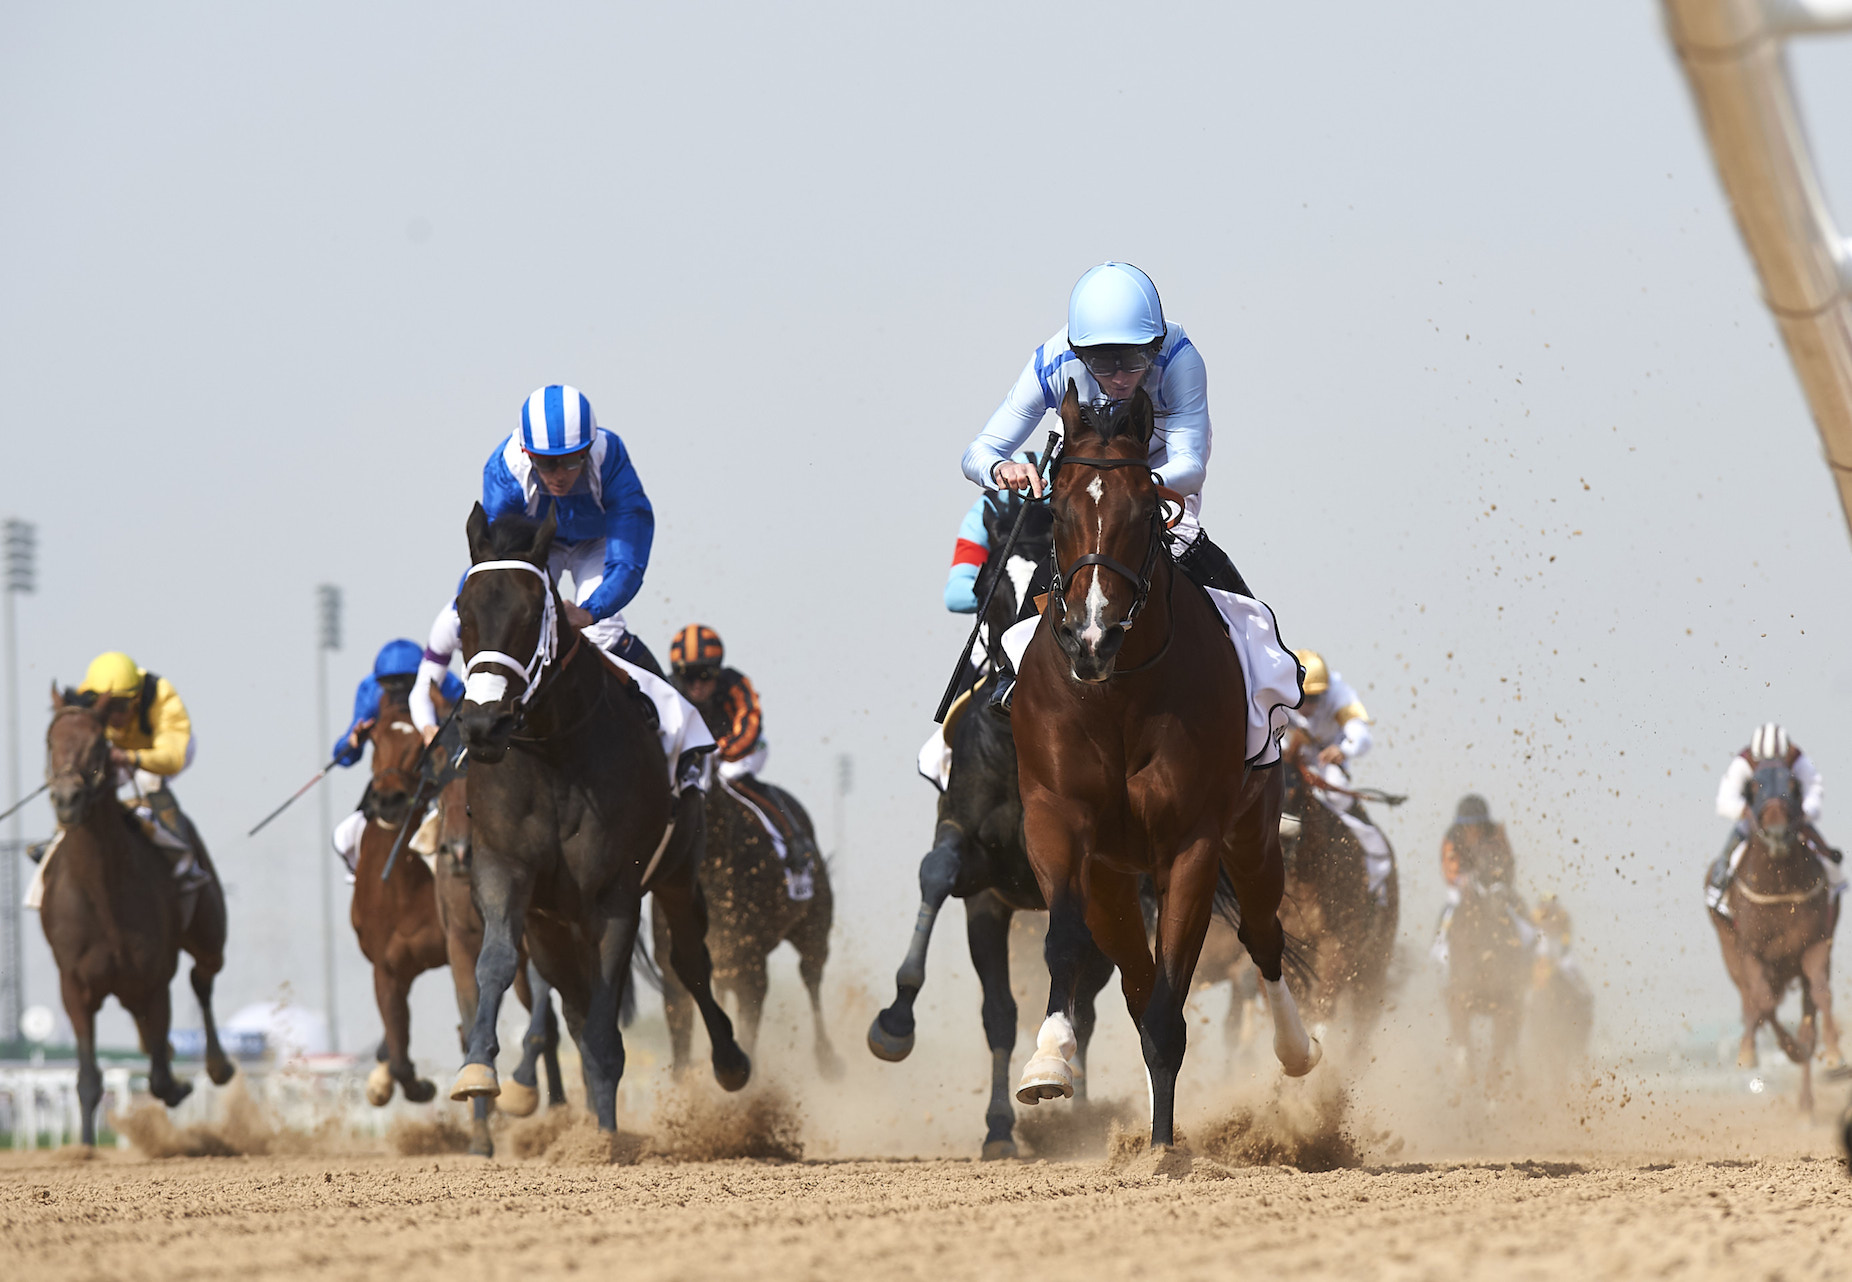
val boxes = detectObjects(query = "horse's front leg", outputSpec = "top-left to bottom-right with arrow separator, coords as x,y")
578,904 -> 640,1133
869,820 -> 964,1062
372,959 -> 435,1104
651,815 -> 752,1091
1735,950 -> 1779,1070
1016,801 -> 1110,1106
62,976 -> 102,1147
1802,937 -> 1843,1069
450,851 -> 532,1101
1141,844 -> 1219,1149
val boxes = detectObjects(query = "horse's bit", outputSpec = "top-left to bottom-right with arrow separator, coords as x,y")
461,559 -> 558,709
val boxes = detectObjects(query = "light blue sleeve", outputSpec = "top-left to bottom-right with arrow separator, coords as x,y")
961,352 -> 1054,489
1153,341 -> 1209,496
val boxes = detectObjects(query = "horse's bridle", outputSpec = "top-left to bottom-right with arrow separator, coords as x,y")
48,705 -> 112,807
461,559 -> 558,709
1047,454 -> 1168,632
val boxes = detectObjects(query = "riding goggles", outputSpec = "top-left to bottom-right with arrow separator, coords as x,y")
528,448 -> 591,474
1073,343 -> 1159,379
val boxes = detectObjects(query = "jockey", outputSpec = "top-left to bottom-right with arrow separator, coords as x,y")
481,384 -> 664,675
1431,794 -> 1526,967
75,651 -> 207,887
1289,649 -> 1392,907
944,450 -> 1047,616
963,262 -> 1285,720
667,624 -> 816,901
1706,722 -> 1845,916
329,640 -> 464,878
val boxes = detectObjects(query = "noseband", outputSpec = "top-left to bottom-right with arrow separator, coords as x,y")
1048,455 -> 1166,630
462,559 -> 558,708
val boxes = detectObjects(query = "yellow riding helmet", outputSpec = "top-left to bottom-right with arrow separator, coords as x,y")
79,651 -> 144,699
1295,649 -> 1329,697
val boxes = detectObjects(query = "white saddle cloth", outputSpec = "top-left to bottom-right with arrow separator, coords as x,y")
999,589 -> 1302,766
598,650 -> 716,792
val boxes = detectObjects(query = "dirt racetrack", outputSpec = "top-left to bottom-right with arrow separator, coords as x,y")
5,1110 -> 1849,1282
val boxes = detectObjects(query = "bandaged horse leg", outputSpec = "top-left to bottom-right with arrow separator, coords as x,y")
1017,886 -> 1103,1105
870,820 -> 962,1061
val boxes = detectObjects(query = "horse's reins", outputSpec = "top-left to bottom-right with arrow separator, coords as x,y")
1292,758 -> 1409,808
1046,451 -> 1176,674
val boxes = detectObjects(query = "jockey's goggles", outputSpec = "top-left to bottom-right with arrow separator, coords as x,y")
527,448 -> 591,474
1074,342 -> 1159,379
676,663 -> 720,683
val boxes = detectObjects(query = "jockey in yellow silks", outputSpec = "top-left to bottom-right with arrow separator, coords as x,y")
76,651 -> 208,885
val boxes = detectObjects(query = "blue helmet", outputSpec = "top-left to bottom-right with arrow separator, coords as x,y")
373,639 -> 424,680
519,384 -> 596,456
1067,262 -> 1166,348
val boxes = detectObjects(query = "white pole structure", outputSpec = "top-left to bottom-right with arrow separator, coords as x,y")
2,519 -> 36,1047
1662,0 -> 1852,537
315,584 -> 342,1053
833,753 -> 852,857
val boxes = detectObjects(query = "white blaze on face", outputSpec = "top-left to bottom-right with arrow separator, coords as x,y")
1086,475 -> 1104,503
464,671 -> 508,705
1079,573 -> 1111,648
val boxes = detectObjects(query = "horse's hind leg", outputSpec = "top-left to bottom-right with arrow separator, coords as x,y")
451,857 -> 532,1102
791,898 -> 844,1080
374,963 -> 435,1104
1072,932 -> 1117,1104
650,899 -> 697,1076
132,987 -> 192,1109
185,884 -> 234,1086
1224,792 -> 1320,1079
965,892 -> 1020,1157
653,838 -> 752,1092
62,977 -> 103,1147
1803,938 -> 1843,1069
871,822 -> 963,1062
578,909 -> 642,1132
500,961 -> 546,1118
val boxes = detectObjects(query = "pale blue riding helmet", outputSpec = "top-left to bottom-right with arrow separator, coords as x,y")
520,384 -> 597,455
1067,262 -> 1166,347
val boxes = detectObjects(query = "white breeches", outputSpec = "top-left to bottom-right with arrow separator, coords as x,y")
113,736 -> 196,800
1312,763 -> 1393,897
549,538 -> 628,651
332,810 -> 367,874
597,649 -> 716,792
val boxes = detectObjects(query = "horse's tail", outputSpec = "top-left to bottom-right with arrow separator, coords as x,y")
619,924 -> 664,1028
1213,865 -> 1318,992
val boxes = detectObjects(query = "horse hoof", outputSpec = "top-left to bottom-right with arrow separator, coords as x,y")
366,1062 -> 396,1107
1015,1054 -> 1074,1106
1738,1046 -> 1760,1071
499,1077 -> 540,1118
866,1014 -> 915,1063
1280,1035 -> 1323,1079
402,1077 -> 437,1105
713,1045 -> 752,1093
206,1056 -> 237,1087
450,1063 -> 500,1101
161,1079 -> 194,1109
981,1138 -> 1018,1161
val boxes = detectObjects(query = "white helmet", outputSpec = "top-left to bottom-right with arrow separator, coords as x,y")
1750,723 -> 1791,761
1067,262 -> 1165,347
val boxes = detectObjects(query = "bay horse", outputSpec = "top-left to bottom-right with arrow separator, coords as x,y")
449,505 -> 749,1131
1012,383 -> 1318,1150
651,782 -> 841,1078
1440,872 -> 1530,1095
869,487 -> 1116,1159
1711,756 -> 1842,1111
39,690 -> 235,1144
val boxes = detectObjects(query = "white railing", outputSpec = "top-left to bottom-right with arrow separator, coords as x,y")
1663,0 -> 1852,536
0,1066 -> 133,1149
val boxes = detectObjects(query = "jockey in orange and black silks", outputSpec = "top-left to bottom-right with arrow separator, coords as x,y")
1706,722 -> 1846,917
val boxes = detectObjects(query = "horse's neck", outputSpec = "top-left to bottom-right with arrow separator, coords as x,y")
1744,832 -> 1819,887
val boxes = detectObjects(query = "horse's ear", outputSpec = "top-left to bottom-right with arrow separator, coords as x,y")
530,506 -> 557,563
1128,387 -> 1156,445
466,503 -> 493,563
49,682 -> 63,711
1059,379 -> 1082,435
93,692 -> 112,721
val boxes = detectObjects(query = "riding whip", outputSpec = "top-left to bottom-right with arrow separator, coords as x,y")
932,430 -> 1061,724
0,781 -> 48,824
380,699 -> 463,882
246,762 -> 337,836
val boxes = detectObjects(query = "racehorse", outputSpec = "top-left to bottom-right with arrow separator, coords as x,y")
449,505 -> 749,1131
39,690 -> 235,1144
868,488 -> 1117,1159
1711,755 -> 1842,1111
1011,384 -> 1319,1150
651,782 -> 841,1078
1440,872 -> 1530,1095
1275,732 -> 1398,1036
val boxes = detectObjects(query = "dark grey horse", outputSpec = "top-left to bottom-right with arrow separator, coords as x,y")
868,490 -> 1115,1159
448,505 -> 749,1130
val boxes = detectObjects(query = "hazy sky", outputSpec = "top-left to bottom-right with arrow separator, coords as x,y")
5,2 -> 1852,1067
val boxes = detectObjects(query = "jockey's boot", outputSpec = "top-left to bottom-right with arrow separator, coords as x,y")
1707,820 -> 1750,917
675,747 -> 712,794
985,670 -> 1016,720
610,630 -> 666,678
1801,823 -> 1850,894
765,788 -> 818,902
146,786 -> 211,892
1173,531 -> 1254,597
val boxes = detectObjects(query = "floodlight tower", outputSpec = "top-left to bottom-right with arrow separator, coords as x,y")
3,520 -> 36,1045
315,584 -> 342,1053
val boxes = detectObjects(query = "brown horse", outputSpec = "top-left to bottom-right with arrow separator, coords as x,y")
650,783 -> 841,1078
39,690 -> 235,1144
1011,384 -> 1318,1149
1711,756 -> 1842,1111
1440,872 -> 1530,1095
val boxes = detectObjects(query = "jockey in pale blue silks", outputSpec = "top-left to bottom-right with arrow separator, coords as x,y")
962,263 -> 1301,760
480,383 -> 663,675
329,639 -> 464,876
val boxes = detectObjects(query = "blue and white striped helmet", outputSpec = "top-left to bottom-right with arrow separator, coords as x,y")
519,384 -> 597,456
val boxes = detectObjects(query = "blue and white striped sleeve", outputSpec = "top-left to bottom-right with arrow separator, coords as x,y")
1153,342 -> 1210,497
481,439 -> 527,523
962,353 -> 1054,489
582,435 -> 655,621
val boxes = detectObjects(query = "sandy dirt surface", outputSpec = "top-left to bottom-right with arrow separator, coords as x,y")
4,1143 -> 1849,1282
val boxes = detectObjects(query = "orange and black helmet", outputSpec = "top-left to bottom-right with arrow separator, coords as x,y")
669,624 -> 725,675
